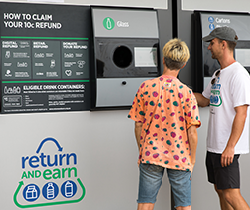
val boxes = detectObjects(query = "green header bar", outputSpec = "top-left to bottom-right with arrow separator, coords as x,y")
1,36 -> 88,40
2,80 -> 89,84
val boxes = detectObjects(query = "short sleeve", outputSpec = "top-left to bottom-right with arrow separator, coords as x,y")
128,82 -> 146,123
231,71 -> 250,108
185,91 -> 201,129
202,80 -> 212,99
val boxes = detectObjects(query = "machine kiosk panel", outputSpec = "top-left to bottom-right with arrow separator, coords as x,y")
193,11 -> 250,93
92,8 -> 160,109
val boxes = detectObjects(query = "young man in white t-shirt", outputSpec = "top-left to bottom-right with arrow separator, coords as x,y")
194,26 -> 250,210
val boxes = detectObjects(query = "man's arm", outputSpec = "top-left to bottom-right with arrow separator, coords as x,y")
187,125 -> 198,172
135,121 -> 143,151
221,105 -> 248,167
193,92 -> 210,107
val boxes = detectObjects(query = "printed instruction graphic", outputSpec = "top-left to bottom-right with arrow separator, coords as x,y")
13,137 -> 86,208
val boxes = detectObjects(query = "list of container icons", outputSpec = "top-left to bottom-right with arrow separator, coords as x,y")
23,180 -> 77,202
208,16 -> 215,31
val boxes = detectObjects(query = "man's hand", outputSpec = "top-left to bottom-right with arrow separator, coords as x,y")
221,146 -> 234,167
221,105 -> 248,167
193,92 -> 210,107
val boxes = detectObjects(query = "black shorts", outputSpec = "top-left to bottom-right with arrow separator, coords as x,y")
206,151 -> 240,190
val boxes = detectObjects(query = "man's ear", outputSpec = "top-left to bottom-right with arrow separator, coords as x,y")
222,40 -> 227,49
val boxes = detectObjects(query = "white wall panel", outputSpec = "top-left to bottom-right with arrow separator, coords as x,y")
0,110 -> 171,210
182,0 -> 250,12
2,0 -> 168,8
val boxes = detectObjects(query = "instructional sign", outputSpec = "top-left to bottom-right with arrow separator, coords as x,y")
0,2 -> 91,113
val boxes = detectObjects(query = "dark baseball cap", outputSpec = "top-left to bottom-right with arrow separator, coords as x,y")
202,26 -> 238,43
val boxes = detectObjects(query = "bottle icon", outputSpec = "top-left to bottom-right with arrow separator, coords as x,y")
106,18 -> 112,30
65,181 -> 73,197
47,183 -> 54,199
42,182 -> 59,200
103,17 -> 114,30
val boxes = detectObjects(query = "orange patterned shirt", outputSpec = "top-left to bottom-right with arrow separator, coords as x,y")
128,75 -> 201,171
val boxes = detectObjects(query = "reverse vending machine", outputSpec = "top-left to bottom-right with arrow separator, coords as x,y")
192,11 -> 250,92
91,8 -> 160,109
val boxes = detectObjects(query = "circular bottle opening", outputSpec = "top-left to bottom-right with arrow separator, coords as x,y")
113,46 -> 132,68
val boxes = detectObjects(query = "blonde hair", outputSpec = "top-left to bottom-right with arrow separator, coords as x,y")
162,38 -> 190,70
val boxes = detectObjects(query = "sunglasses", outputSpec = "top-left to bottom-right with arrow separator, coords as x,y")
211,70 -> 221,85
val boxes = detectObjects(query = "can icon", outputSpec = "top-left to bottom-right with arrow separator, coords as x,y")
65,181 -> 73,197
61,180 -> 77,198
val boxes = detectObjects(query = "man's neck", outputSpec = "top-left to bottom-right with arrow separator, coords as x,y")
218,52 -> 236,70
162,68 -> 180,78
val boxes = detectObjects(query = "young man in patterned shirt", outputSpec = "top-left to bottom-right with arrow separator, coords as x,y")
128,38 -> 201,210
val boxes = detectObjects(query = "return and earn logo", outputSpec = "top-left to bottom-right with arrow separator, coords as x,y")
13,137 -> 86,208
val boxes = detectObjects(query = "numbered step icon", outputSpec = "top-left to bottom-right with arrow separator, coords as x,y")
61,180 -> 77,198
42,182 -> 59,200
23,184 -> 40,202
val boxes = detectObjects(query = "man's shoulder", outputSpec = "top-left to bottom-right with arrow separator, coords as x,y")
174,80 -> 192,93
140,77 -> 160,87
229,62 -> 250,80
230,61 -> 247,72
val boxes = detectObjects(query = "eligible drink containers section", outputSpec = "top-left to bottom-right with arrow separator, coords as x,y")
22,181 -> 77,201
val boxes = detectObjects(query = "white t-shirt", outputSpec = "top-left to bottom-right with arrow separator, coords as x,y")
203,62 -> 250,154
